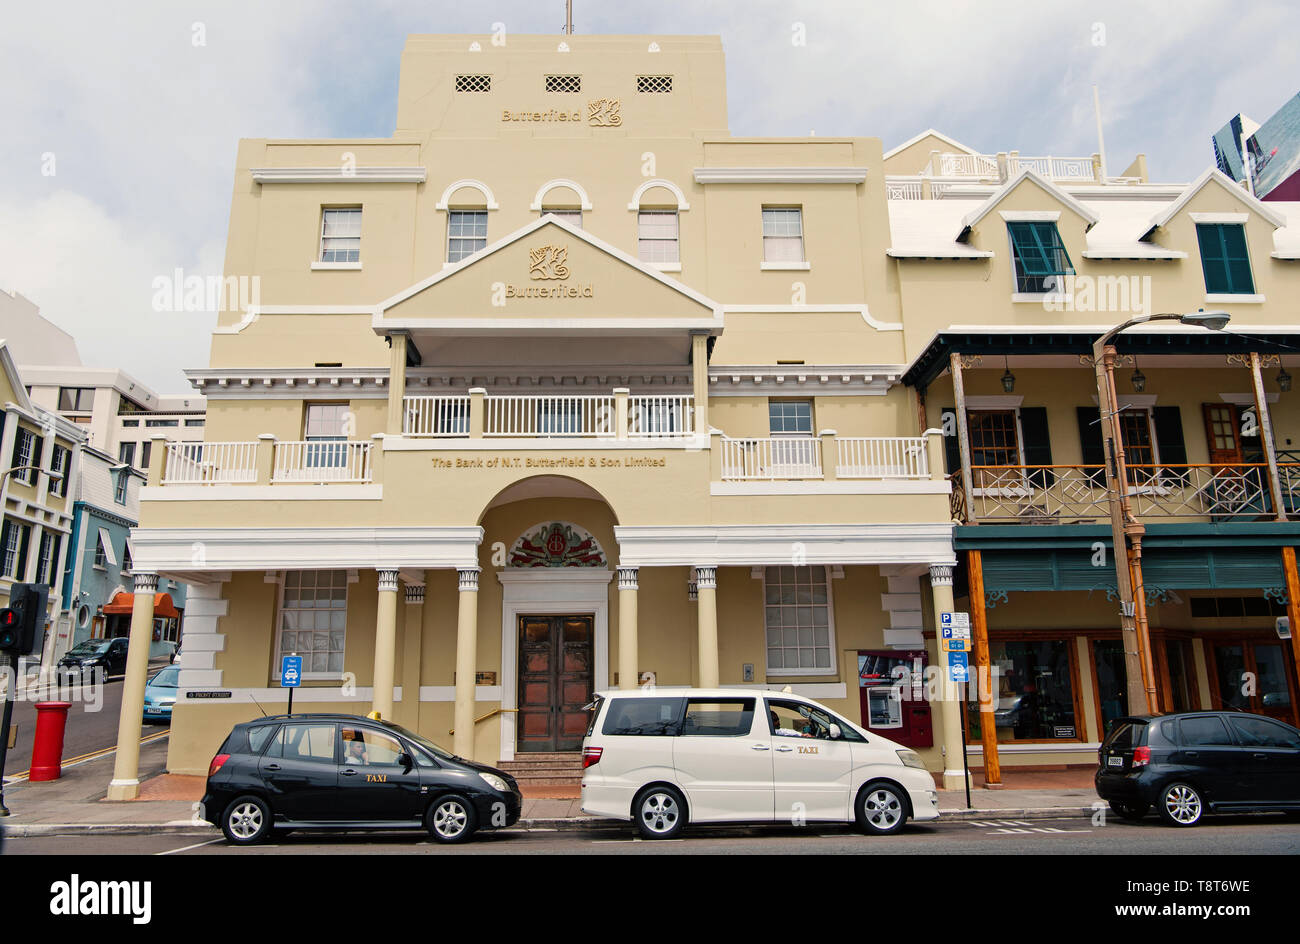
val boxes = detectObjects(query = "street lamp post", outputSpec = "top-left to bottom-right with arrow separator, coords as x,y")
0,464 -> 64,816
1092,311 -> 1229,717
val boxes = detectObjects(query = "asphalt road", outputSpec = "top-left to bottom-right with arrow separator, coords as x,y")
7,815 -> 1300,855
1,661 -> 171,776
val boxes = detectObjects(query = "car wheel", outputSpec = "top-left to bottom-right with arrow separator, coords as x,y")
220,795 -> 272,845
634,785 -> 687,839
1158,782 -> 1204,827
1108,799 -> 1150,821
856,782 -> 909,835
427,794 -> 478,844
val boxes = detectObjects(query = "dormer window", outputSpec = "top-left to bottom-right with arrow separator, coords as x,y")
1196,223 -> 1254,295
1007,221 -> 1073,293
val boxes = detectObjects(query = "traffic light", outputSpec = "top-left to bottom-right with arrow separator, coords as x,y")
0,583 -> 48,655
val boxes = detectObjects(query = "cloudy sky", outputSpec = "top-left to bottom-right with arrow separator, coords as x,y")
1,0 -> 1296,392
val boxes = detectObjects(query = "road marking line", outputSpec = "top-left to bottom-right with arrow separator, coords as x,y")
156,838 -> 224,856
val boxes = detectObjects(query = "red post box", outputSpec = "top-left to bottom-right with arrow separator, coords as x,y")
29,701 -> 72,782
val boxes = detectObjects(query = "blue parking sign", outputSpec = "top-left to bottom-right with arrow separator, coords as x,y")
948,652 -> 969,683
281,655 -> 303,688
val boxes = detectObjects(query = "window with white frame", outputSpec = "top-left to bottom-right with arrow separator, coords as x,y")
49,445 -> 70,497
768,400 -> 818,476
10,427 -> 41,485
304,403 -> 349,469
1,520 -> 29,579
319,207 -> 362,263
114,470 -> 128,504
764,566 -> 834,674
761,207 -> 804,262
447,210 -> 488,262
278,571 -> 348,675
540,208 -> 582,228
637,209 -> 679,263
35,532 -> 60,585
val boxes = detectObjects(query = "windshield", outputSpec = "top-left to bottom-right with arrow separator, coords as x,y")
68,640 -> 112,655
148,666 -> 180,688
378,720 -> 459,762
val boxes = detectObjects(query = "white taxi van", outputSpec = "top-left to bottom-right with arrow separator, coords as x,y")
580,688 -> 940,839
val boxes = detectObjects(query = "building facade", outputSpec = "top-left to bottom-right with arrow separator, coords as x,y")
0,341 -> 86,660
111,34 -> 1300,798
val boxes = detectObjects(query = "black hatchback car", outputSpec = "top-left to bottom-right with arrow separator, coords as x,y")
202,713 -> 522,844
58,637 -> 129,678
1095,711 -> 1300,826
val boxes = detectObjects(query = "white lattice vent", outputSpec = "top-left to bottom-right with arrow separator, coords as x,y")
545,74 -> 582,93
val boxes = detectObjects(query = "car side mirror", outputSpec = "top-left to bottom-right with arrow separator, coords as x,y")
828,724 -> 842,740
397,752 -> 413,769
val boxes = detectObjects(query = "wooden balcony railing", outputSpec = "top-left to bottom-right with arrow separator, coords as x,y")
953,463 -> 1300,524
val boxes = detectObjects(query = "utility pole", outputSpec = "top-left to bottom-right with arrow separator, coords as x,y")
564,0 -> 573,35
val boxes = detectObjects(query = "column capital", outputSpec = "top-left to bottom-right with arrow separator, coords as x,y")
133,572 -> 160,594
377,569 -> 400,593
404,584 -> 426,606
458,566 -> 481,592
694,565 -> 717,590
617,566 -> 639,591
929,564 -> 954,587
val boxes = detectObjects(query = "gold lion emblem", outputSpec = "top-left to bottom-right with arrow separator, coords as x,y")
529,244 -> 570,280
587,98 -> 622,127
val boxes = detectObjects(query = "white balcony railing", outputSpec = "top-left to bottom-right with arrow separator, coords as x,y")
484,394 -> 616,437
628,395 -> 694,437
403,395 -> 471,437
720,437 -> 822,481
272,441 -> 373,483
836,437 -> 929,479
161,441 -> 259,484
1007,155 -> 1096,180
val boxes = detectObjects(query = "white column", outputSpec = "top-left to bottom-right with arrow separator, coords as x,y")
107,572 -> 158,801
929,564 -> 969,791
617,566 -> 639,689
400,580 -> 426,728
695,565 -> 719,688
453,566 -> 481,759
371,568 -> 400,720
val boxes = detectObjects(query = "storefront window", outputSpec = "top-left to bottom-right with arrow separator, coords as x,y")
1093,639 -> 1129,736
970,640 -> 1078,742
1214,645 -> 1250,710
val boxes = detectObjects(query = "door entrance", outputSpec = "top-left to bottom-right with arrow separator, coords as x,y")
1211,639 -> 1299,726
517,614 -> 594,752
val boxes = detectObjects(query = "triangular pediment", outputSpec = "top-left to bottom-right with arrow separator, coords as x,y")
378,217 -> 721,333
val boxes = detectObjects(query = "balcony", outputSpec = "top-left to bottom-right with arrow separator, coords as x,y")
951,463 -> 1300,524
719,436 -> 931,482
161,439 -> 375,486
402,391 -> 696,440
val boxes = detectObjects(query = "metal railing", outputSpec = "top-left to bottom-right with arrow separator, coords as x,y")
272,441 -> 373,483
627,395 -> 694,437
836,437 -> 929,479
403,395 -> 471,437
161,441 -> 258,484
484,394 -> 615,437
720,437 -> 822,480
955,463 -> 1300,523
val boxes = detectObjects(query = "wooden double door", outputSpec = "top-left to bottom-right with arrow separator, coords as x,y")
517,614 -> 594,752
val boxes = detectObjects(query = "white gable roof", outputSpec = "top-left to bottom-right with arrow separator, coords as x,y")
960,170 -> 1100,233
1149,167 -> 1286,230
883,129 -> 979,161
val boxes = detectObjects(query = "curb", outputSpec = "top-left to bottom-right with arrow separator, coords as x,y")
2,807 -> 1095,837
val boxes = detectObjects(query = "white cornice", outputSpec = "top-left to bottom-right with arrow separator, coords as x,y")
692,167 -> 868,185
130,526 -> 483,573
613,523 -> 956,568
707,364 -> 904,395
720,303 -> 902,332
186,368 -> 390,398
250,167 -> 427,184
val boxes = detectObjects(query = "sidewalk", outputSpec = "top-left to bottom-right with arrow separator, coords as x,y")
1,743 -> 1100,837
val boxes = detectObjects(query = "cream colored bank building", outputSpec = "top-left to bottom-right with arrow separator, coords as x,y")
111,33 -> 1300,797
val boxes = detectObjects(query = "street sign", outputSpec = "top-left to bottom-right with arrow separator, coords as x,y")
948,652 -> 969,682
942,637 -> 968,652
941,612 -> 971,640
1277,616 -> 1291,640
281,655 -> 302,688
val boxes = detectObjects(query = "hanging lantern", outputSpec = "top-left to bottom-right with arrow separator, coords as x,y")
1000,357 -> 1015,393
1130,366 -> 1146,393
1279,367 -> 1292,393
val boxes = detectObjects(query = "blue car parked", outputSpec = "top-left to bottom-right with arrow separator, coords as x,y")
143,665 -> 180,724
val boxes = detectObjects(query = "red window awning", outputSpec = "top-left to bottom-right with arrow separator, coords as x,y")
102,591 -> 180,619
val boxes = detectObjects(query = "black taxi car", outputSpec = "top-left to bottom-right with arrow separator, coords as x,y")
202,713 -> 522,844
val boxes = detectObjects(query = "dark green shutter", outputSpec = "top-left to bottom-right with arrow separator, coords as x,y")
0,520 -> 9,578
1019,407 -> 1054,487
15,525 -> 30,581
9,430 -> 23,473
1197,223 -> 1255,294
1153,406 -> 1187,464
1077,407 -> 1105,486
940,408 -> 962,474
